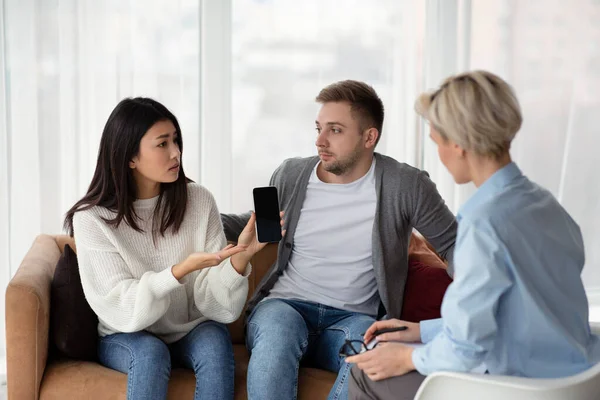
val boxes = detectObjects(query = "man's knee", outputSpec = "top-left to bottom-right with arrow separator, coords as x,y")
247,300 -> 308,355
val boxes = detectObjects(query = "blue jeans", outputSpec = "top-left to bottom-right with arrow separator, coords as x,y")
246,298 -> 376,400
98,320 -> 235,400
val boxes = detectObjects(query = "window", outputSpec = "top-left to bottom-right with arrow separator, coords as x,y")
229,0 -> 426,212
469,0 -> 600,292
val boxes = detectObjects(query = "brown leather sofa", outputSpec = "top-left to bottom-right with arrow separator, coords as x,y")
6,234 -> 336,399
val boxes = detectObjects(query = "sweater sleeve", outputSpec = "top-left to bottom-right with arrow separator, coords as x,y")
194,192 -> 251,323
73,211 -> 182,333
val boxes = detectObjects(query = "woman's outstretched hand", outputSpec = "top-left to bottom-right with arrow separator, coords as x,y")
172,244 -> 248,280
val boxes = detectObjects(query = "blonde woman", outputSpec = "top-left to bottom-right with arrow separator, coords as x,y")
347,71 -> 600,399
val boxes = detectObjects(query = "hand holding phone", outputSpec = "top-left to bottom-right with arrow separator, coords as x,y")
253,186 -> 283,243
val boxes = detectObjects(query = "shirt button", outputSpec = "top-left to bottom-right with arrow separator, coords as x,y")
285,242 -> 291,248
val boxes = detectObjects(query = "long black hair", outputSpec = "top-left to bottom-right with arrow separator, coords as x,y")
64,97 -> 190,237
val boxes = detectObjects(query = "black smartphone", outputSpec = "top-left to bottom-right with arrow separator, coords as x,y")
253,186 -> 283,243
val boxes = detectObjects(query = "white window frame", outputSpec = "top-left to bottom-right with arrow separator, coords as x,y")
199,0 -> 233,211
0,0 -> 10,383
421,0 -> 475,213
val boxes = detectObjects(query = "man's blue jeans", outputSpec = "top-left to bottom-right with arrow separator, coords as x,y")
246,298 -> 376,400
98,320 -> 235,400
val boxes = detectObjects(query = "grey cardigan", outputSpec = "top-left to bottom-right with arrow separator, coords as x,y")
222,153 -> 457,320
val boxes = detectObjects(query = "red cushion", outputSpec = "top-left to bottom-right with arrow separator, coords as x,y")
400,260 -> 453,322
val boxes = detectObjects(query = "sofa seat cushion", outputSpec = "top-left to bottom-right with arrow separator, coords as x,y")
40,345 -> 335,400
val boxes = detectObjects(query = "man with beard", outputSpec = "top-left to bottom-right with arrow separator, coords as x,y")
222,80 -> 457,400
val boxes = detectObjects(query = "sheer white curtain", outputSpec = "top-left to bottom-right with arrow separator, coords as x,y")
0,0 -> 9,381
1,0 -> 202,269
1,0 -> 599,380
421,0 -> 477,213
0,0 -> 430,373
229,0 -> 427,212
0,0 -> 202,376
467,0 -> 600,294
421,0 -> 600,294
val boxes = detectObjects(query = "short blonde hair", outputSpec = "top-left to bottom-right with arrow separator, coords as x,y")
415,70 -> 522,158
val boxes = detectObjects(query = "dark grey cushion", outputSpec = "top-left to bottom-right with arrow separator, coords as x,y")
50,244 -> 98,361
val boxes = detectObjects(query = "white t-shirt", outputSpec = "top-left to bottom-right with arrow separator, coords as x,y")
268,160 -> 379,316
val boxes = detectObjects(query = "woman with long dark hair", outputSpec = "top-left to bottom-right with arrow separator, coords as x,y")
65,97 -> 275,399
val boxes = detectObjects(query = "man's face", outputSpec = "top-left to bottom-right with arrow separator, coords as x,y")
315,102 -> 366,176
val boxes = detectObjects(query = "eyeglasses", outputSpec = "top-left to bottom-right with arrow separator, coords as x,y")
338,339 -> 379,357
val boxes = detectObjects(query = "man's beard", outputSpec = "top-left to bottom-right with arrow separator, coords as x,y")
323,146 -> 363,176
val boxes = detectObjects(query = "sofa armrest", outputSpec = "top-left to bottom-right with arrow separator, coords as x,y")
5,234 -> 61,400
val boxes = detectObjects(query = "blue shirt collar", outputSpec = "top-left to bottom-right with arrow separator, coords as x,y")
457,162 -> 522,221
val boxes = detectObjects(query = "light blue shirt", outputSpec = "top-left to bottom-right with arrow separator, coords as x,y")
412,162 -> 600,378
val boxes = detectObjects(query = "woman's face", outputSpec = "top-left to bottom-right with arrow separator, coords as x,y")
129,120 -> 181,192
429,125 -> 471,184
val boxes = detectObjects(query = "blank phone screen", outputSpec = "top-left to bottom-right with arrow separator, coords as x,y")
253,186 -> 282,243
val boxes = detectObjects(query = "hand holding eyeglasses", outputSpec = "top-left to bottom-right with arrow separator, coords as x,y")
345,342 -> 416,381
338,326 -> 411,358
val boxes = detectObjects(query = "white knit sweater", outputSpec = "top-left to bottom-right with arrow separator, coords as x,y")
72,183 -> 250,343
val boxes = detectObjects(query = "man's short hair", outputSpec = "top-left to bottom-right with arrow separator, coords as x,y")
316,80 -> 385,146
